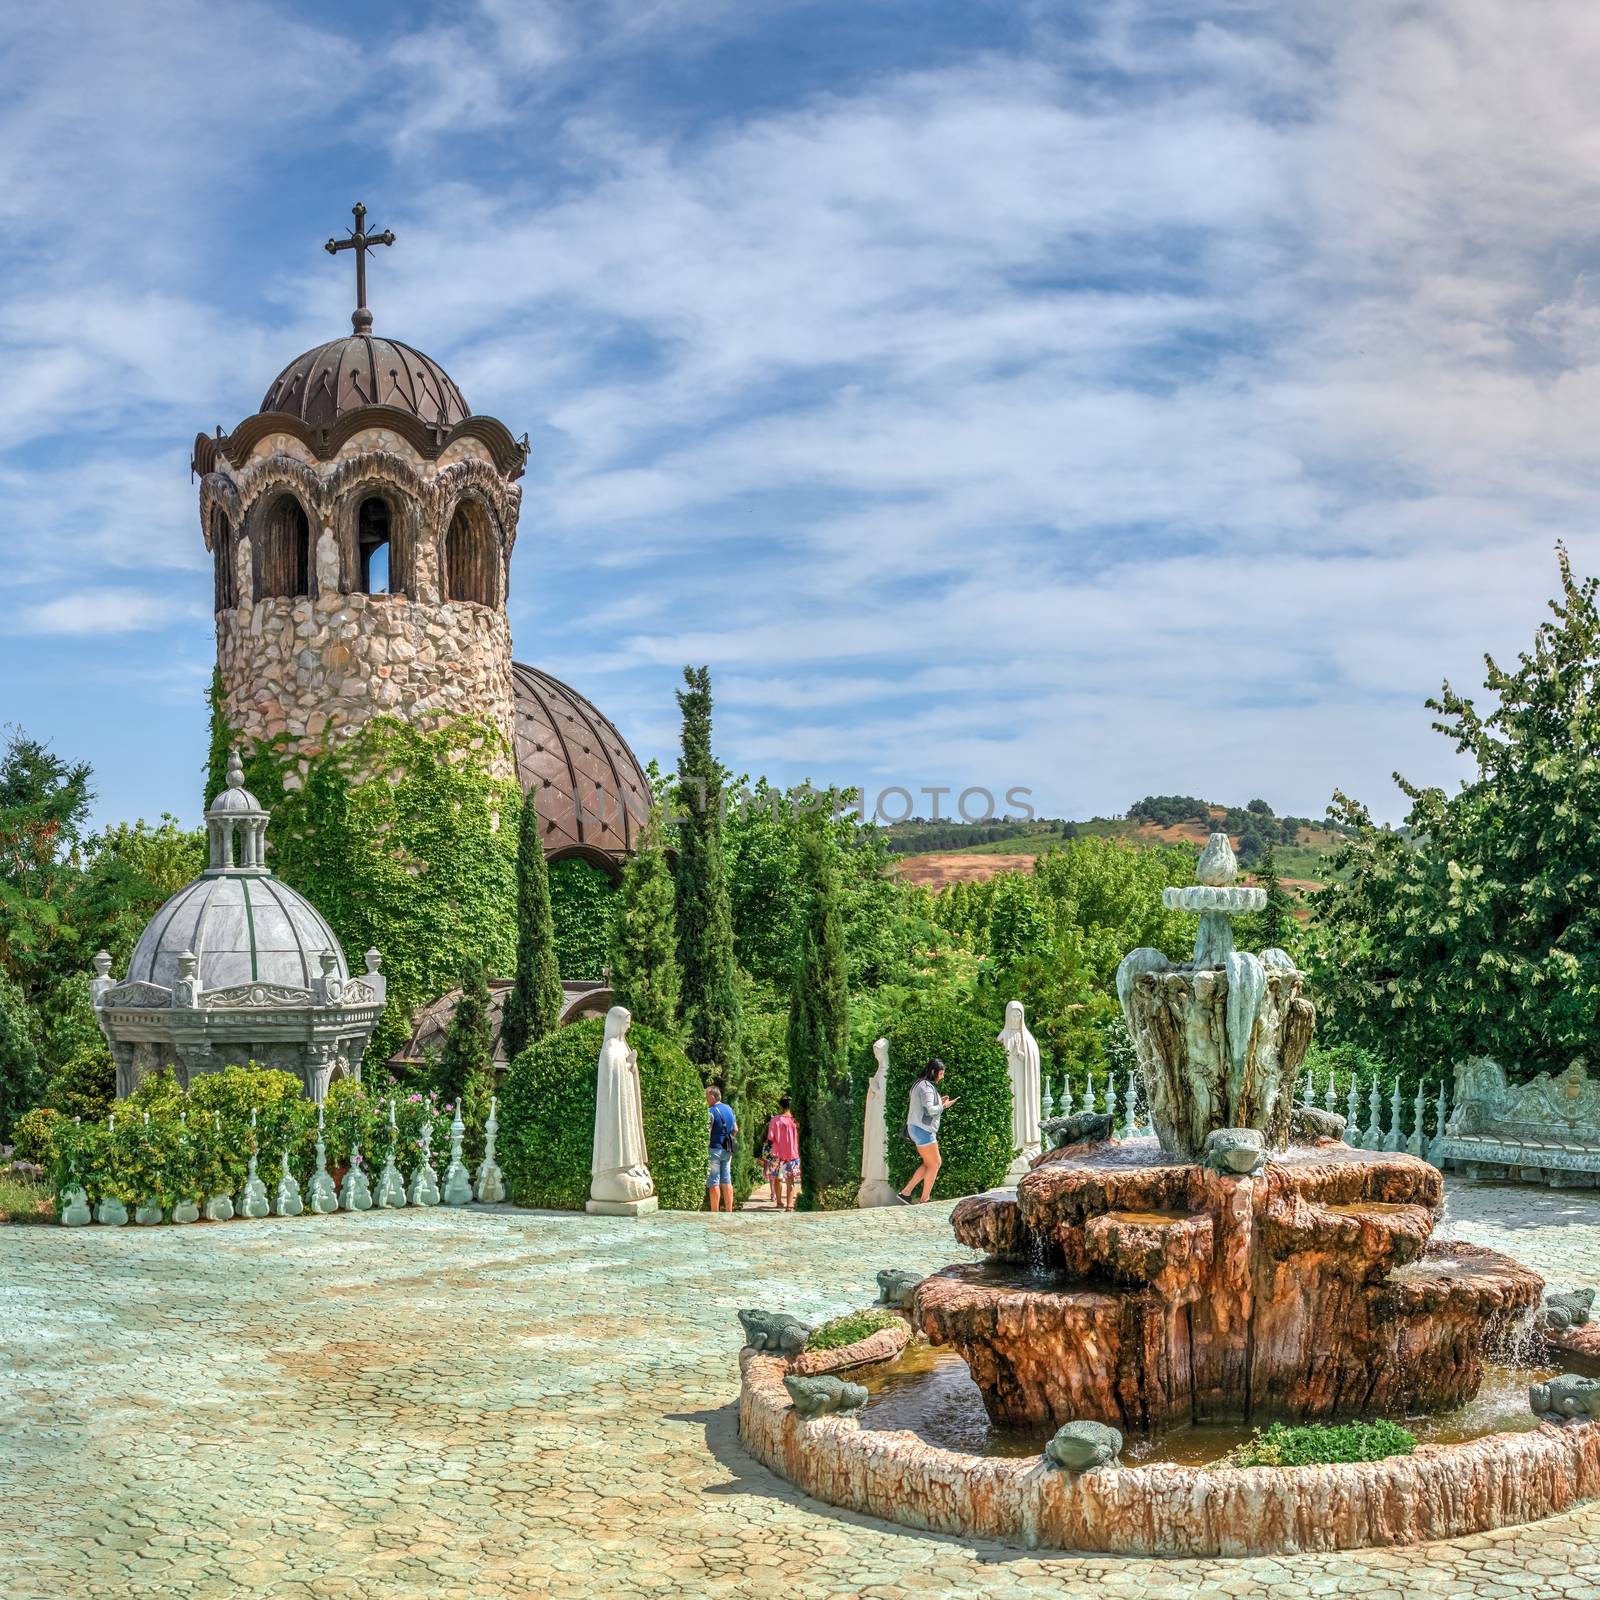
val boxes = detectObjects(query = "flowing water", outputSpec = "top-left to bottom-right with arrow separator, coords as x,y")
858,1344 -> 1600,1466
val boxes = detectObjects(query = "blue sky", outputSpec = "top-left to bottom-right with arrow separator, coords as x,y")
4,0 -> 1598,831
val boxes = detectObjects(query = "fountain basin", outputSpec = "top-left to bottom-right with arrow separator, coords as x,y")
925,1142 -> 1541,1431
738,1344 -> 1600,1556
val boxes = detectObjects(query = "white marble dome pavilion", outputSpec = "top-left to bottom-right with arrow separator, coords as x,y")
92,753 -> 385,1101
128,870 -> 347,994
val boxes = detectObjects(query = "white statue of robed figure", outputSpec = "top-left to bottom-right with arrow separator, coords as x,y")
998,999 -> 1042,1179
587,1006 -> 659,1216
856,1036 -> 897,1208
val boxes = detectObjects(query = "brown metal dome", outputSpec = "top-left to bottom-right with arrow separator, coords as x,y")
512,664 -> 649,871
260,334 -> 470,431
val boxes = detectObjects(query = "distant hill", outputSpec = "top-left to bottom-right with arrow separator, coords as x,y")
886,797 -> 1348,893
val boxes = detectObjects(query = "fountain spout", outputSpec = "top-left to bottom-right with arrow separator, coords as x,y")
1118,832 -> 1315,1158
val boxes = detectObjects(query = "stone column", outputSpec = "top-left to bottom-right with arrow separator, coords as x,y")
303,1043 -> 338,1104
110,1042 -> 139,1100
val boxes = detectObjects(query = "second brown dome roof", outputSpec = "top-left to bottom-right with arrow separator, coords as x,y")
260,334 -> 470,431
512,664 -> 650,869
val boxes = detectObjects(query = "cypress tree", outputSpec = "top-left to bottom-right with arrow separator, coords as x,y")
0,970 -> 40,1141
787,822 -> 850,1210
674,665 -> 741,1080
437,960 -> 494,1116
609,807 -> 681,1035
1258,844 -> 1293,949
501,785 -> 564,1062
204,666 -> 232,808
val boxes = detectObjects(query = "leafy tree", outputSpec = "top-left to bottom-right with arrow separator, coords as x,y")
66,817 -> 205,977
1032,837 -> 1196,985
435,961 -> 494,1118
1308,546 -> 1600,1081
609,808 -> 681,1034
673,666 -> 741,1080
985,871 -> 1052,991
724,778 -> 802,985
787,822 -> 851,1209
0,967 -> 41,1141
0,729 -> 93,995
501,786 -> 564,1061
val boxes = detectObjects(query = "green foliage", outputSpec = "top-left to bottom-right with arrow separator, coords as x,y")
0,967 -> 41,1141
1307,548 -> 1600,1082
788,823 -> 852,1210
233,715 -> 519,1062
70,817 -> 207,972
11,1105 -> 62,1165
187,1066 -> 309,1169
316,1077 -> 383,1170
502,787 -> 566,1060
986,871 -> 1052,986
0,1171 -> 53,1222
498,1016 -> 707,1210
204,666 -> 232,808
724,780 -> 803,986
805,1308 -> 899,1351
47,1065 -> 326,1210
1218,1419 -> 1415,1468
730,974 -> 792,1197
878,1000 -> 1013,1199
609,808 -> 681,1034
0,727 -> 93,994
1301,1041 -> 1396,1101
436,962 -> 493,1121
548,858 -> 620,980
674,666 -> 742,1080
42,1045 -> 115,1123
1256,844 -> 1293,950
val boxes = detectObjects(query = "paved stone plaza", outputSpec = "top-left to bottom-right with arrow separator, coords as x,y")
3,1183 -> 1599,1600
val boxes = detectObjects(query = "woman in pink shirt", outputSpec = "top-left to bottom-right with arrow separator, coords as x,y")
764,1096 -> 801,1211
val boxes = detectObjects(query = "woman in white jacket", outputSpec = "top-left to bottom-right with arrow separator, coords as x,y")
897,1059 -> 953,1204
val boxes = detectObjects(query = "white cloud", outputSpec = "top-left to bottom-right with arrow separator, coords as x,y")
17,588 -> 199,636
5,1 -> 1600,827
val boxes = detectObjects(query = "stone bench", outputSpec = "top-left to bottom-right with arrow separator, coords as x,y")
1431,1058 -> 1600,1187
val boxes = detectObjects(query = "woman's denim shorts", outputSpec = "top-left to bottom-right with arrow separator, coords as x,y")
906,1123 -> 937,1147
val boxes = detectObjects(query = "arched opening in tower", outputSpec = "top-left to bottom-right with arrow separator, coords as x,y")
211,507 -> 237,611
257,494 -> 311,600
444,500 -> 498,607
357,496 -> 393,595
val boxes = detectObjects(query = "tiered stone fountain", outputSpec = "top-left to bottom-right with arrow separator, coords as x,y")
915,834 -> 1543,1433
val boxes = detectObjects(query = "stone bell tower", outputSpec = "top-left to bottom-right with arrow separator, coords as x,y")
191,203 -> 529,779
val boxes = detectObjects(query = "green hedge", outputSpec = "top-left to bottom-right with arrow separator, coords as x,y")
879,1000 -> 1013,1199
499,1016 -> 707,1210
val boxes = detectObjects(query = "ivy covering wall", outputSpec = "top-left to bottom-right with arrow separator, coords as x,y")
215,712 -> 519,1063
548,858 -> 620,980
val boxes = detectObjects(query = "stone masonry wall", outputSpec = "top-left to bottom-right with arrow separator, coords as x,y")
218,590 -> 516,778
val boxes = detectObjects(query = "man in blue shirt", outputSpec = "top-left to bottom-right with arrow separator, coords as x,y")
706,1085 -> 738,1212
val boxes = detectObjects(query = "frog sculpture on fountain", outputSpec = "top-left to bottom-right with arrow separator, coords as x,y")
913,834 -> 1544,1435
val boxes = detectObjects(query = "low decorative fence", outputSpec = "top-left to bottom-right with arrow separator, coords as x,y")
1040,1068 -> 1453,1159
48,1088 -> 508,1227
